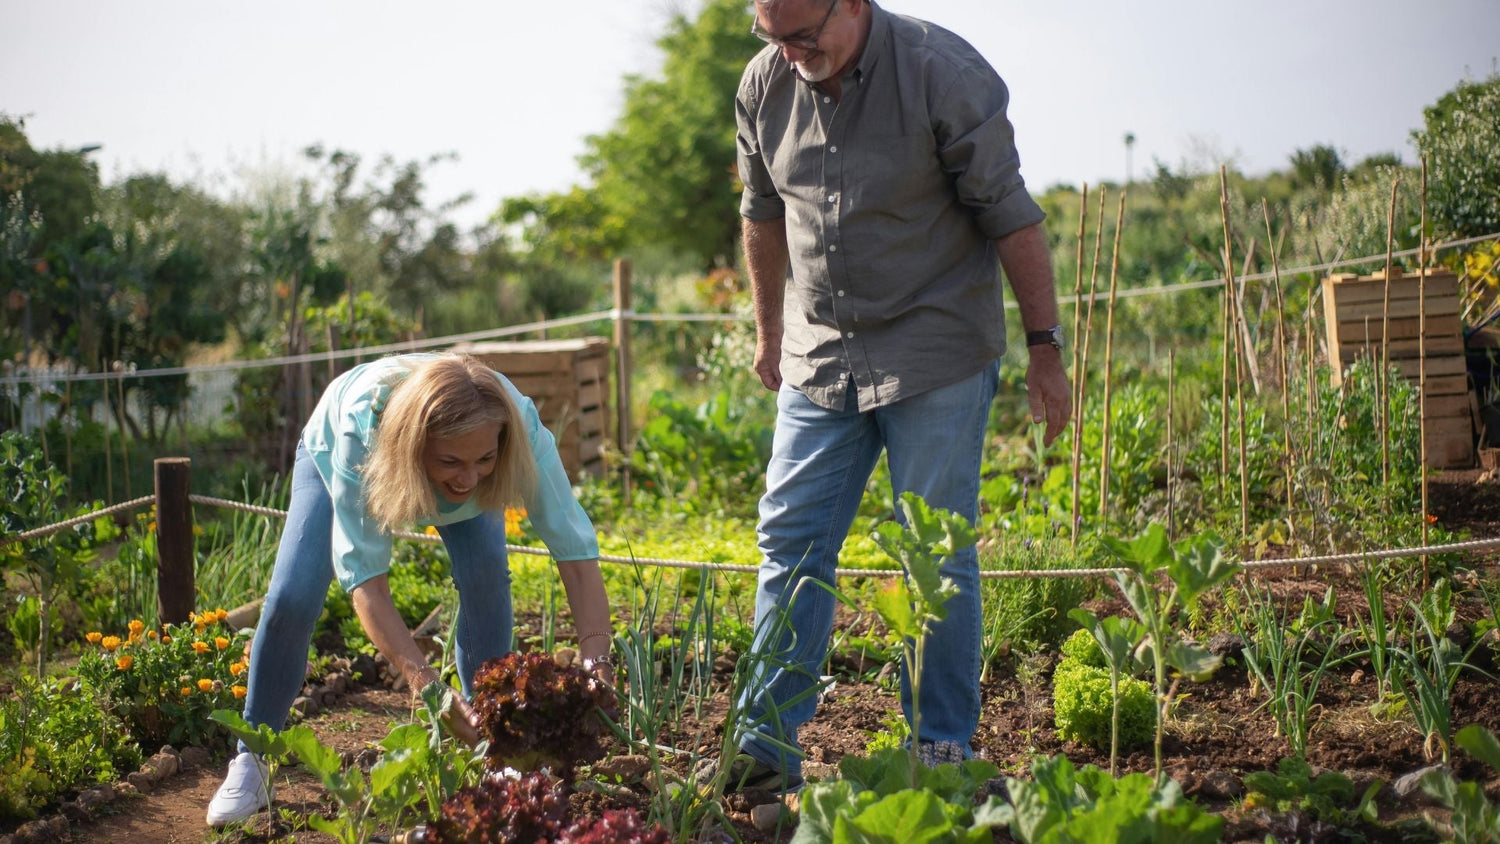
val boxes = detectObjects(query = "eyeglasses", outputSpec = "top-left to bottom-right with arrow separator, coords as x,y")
751,0 -> 839,51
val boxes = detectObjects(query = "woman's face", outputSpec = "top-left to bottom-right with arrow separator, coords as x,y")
421,423 -> 501,503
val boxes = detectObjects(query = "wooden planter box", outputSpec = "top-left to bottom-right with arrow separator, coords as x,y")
451,338 -> 610,480
1321,268 -> 1474,468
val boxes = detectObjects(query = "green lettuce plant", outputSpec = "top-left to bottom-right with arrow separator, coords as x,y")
1065,611 -> 1150,775
1003,754 -> 1221,844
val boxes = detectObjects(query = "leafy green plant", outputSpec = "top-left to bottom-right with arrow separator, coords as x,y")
1052,662 -> 1155,756
1066,610 -> 1150,775
792,746 -> 1010,844
1002,754 -> 1221,844
0,674 -> 142,821
1242,756 -> 1380,830
870,491 -> 976,762
470,651 -> 619,777
1421,725 -> 1500,844
1391,582 -> 1490,763
1104,525 -> 1238,780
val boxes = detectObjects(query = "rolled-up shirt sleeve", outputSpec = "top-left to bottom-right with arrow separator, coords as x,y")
935,63 -> 1045,240
514,392 -> 599,562
737,70 -> 786,222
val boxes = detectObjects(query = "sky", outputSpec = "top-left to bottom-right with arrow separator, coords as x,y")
3,0 -> 1497,232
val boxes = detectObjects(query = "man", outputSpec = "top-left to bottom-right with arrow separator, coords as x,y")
726,0 -> 1072,791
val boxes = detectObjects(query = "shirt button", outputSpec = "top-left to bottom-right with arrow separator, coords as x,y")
829,145 -> 838,153
826,195 -> 835,203
837,290 -> 846,297
846,331 -> 855,339
823,96 -> 832,103
829,244 -> 838,252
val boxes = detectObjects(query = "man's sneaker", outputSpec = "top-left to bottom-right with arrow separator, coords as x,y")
694,753 -> 804,796
206,751 -> 271,826
913,740 -> 969,768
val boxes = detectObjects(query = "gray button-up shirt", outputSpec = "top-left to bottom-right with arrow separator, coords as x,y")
736,2 -> 1045,412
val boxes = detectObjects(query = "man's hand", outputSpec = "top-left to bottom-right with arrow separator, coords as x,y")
754,333 -> 783,391
440,690 -> 482,747
1026,346 -> 1073,446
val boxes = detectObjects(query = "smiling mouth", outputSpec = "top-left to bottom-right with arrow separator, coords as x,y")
446,484 -> 473,497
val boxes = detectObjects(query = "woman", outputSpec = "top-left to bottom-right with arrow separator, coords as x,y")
207,352 -> 613,827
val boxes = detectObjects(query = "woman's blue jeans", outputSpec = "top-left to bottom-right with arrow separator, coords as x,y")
240,443 -> 513,748
738,363 -> 998,777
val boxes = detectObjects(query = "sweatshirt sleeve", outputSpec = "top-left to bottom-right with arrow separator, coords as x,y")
328,401 -> 394,592
509,386 -> 599,562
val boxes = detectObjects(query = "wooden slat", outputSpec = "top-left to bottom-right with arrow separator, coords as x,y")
1395,356 -> 1467,378
1321,272 -> 1458,304
1420,374 -> 1474,396
1333,294 -> 1460,322
1424,416 -> 1475,468
1334,313 -> 1463,344
1339,336 -> 1466,361
1421,393 -> 1474,418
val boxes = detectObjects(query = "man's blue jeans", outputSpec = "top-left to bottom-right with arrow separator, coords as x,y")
240,443 -> 514,748
738,362 -> 999,776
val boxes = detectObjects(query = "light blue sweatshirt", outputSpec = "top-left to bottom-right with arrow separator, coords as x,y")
300,353 -> 600,592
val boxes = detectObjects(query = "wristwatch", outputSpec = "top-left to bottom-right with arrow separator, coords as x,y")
1025,325 -> 1065,351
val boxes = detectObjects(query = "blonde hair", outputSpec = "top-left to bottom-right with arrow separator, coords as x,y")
362,354 -> 537,531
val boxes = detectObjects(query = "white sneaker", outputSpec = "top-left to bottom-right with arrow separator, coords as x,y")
206,751 -> 272,826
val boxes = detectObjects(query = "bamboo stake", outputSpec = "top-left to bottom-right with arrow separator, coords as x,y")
1167,347 -> 1176,542
115,360 -> 131,499
1419,159 -> 1430,588
1219,252 -> 1231,496
1380,176 -> 1401,499
1098,190 -> 1127,524
1070,184 -> 1090,547
1077,187 -> 1108,536
1262,199 -> 1296,540
1219,168 -> 1249,536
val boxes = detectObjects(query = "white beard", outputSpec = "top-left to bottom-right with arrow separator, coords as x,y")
793,54 -> 834,83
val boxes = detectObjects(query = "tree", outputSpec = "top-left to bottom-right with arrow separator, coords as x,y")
1414,75 -> 1500,239
1288,145 -> 1345,193
503,0 -> 762,269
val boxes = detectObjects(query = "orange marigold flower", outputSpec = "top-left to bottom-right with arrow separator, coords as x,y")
192,641 -> 210,654
147,630 -> 158,640
197,679 -> 214,693
232,685 -> 247,699
101,636 -> 122,651
116,655 -> 133,671
214,637 -> 230,651
161,635 -> 171,644
86,632 -> 103,644
181,686 -> 192,696
231,661 -> 247,675
215,608 -> 228,622
128,619 -> 145,636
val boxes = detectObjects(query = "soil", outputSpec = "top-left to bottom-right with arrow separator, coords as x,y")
8,469 -> 1500,843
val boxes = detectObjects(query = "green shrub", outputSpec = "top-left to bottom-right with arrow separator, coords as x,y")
1059,628 -> 1107,669
1052,662 -> 1155,751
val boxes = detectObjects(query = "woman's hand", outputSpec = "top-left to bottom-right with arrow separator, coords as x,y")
440,689 -> 482,747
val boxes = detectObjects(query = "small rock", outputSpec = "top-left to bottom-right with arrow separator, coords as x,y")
802,761 -> 837,781
355,747 -> 381,770
113,781 -> 138,797
351,653 -> 379,684
76,784 -> 114,809
876,662 -> 899,684
157,745 -> 179,758
727,788 -> 777,812
554,646 -> 578,667
1350,669 -> 1365,685
1393,764 -> 1447,801
61,800 -> 91,823
180,746 -> 212,770
126,771 -> 155,793
1200,770 -> 1243,799
592,753 -> 651,781
326,671 -> 349,694
292,695 -> 320,716
319,689 -> 338,707
1206,632 -> 1246,658
750,802 -> 789,831
147,752 -> 180,780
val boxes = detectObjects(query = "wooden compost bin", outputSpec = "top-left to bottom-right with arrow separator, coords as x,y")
450,338 -> 610,480
1321,268 -> 1474,468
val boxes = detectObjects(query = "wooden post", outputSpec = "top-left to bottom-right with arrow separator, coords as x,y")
154,457 -> 195,625
612,259 -> 634,498
1069,184 -> 1089,547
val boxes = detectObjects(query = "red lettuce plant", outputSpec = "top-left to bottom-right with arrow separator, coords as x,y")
559,809 -> 671,843
432,772 -> 567,843
470,651 -> 620,776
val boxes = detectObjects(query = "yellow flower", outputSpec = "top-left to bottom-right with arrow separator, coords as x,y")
180,686 -> 192,696
161,635 -> 171,644
504,506 -> 528,539
128,619 -> 145,636
215,608 -> 228,621
147,630 -> 158,640
116,655 -> 133,671
424,525 -> 440,536
214,637 -> 230,651
232,685 -> 247,699
231,661 -> 247,676
86,632 -> 103,644
101,636 -> 122,652
197,679 -> 214,693
192,641 -> 210,654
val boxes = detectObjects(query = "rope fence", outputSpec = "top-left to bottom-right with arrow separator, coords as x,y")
8,491 -> 1498,583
